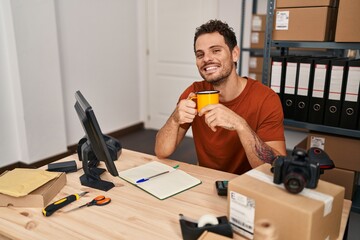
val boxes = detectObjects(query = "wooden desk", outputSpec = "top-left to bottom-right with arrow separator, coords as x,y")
0,149 -> 351,239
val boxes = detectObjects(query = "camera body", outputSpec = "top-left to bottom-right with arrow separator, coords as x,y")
272,147 -> 334,194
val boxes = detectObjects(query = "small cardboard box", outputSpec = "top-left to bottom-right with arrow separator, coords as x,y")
335,0 -> 360,42
276,0 -> 338,8
250,32 -> 265,49
272,7 -> 337,41
252,14 -> 267,32
307,132 -> 360,172
248,72 -> 262,83
0,172 -> 66,207
249,57 -> 263,73
228,164 -> 344,240
321,167 -> 358,200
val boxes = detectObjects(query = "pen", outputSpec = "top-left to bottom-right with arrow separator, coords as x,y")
135,164 -> 180,183
136,171 -> 170,183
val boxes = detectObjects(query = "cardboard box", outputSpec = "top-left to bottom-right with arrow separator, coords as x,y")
252,14 -> 267,32
276,0 -> 338,8
321,167 -> 358,200
249,57 -> 263,73
250,32 -> 265,49
335,0 -> 360,42
272,7 -> 337,41
198,231 -> 232,240
248,72 -> 262,83
0,172 -> 66,207
307,132 -> 360,172
228,164 -> 344,240
295,135 -> 358,200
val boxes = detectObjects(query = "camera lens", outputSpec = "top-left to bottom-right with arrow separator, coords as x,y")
284,172 -> 306,194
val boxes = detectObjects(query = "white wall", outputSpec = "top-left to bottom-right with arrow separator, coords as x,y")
0,0 -> 67,166
0,0 -> 144,167
0,0 -> 24,167
55,0 -> 143,145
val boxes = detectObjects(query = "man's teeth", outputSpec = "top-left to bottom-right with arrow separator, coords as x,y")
205,66 -> 217,71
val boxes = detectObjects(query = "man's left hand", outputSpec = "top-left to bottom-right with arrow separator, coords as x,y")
198,104 -> 244,132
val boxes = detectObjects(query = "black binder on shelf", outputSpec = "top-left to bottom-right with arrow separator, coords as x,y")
323,58 -> 349,127
308,58 -> 332,125
282,56 -> 300,119
340,59 -> 360,129
270,56 -> 286,102
293,57 -> 315,122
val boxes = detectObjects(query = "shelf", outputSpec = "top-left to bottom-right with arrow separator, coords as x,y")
272,41 -> 360,50
284,119 -> 360,139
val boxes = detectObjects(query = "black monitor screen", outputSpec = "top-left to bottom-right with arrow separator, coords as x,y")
74,90 -> 121,191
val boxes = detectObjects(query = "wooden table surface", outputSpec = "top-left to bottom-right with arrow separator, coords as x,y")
0,149 -> 352,239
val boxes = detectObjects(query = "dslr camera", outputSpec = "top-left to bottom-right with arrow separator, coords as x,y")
272,147 -> 334,194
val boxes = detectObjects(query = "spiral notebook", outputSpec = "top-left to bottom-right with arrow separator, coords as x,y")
118,161 -> 201,200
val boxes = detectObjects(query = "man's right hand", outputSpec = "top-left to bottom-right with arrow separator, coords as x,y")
172,92 -> 197,124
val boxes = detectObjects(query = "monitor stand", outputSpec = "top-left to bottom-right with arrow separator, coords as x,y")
79,142 -> 116,191
79,167 -> 115,191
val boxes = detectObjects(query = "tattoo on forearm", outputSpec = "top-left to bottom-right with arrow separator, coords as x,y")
251,131 -> 276,164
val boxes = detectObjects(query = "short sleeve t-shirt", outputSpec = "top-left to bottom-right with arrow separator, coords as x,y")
178,78 -> 285,174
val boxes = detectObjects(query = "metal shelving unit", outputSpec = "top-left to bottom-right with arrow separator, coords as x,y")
262,0 -> 360,139
238,0 -> 258,75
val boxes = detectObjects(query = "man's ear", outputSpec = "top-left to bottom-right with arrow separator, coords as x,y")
232,45 -> 240,63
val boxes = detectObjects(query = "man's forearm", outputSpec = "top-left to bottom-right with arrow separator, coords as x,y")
155,114 -> 182,159
250,131 -> 277,164
237,122 -> 281,168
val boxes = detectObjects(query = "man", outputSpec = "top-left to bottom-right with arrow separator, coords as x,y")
155,19 -> 286,174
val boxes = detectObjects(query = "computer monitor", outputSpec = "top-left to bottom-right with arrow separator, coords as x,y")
74,90 -> 121,191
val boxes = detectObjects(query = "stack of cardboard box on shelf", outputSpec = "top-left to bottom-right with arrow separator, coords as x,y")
270,0 -> 360,201
272,0 -> 360,42
272,0 -> 338,41
248,14 -> 266,83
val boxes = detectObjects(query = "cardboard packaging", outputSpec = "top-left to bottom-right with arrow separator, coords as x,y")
198,231 -> 232,240
228,164 -> 344,240
335,0 -> 360,42
276,0 -> 338,8
250,32 -> 265,49
321,167 -> 358,200
272,7 -> 337,41
295,135 -> 358,200
252,14 -> 267,32
307,132 -> 360,172
0,172 -> 66,207
249,56 -> 263,73
248,72 -> 262,83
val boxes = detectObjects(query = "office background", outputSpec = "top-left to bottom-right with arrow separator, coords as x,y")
0,0 -> 304,169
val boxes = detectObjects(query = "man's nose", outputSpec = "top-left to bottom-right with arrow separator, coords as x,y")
203,52 -> 214,62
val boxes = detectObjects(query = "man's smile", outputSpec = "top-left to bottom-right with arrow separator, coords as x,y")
204,65 -> 220,73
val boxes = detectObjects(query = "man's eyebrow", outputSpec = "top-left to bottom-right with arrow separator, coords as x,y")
209,45 -> 223,49
196,45 -> 224,53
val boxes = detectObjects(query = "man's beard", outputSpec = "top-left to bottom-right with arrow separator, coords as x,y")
200,63 -> 232,86
205,76 -> 227,86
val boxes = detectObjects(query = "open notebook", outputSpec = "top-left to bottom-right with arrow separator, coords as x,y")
118,161 -> 201,200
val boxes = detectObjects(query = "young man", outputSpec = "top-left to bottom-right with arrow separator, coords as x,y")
155,20 -> 286,174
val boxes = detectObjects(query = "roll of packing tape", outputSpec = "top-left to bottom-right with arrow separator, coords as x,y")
197,214 -> 219,228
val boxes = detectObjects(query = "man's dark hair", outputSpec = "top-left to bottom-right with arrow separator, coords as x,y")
193,19 -> 237,53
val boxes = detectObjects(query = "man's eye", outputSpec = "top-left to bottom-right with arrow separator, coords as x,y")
196,54 -> 204,59
213,49 -> 221,53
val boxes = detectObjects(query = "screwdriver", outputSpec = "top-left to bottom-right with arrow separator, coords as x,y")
42,191 -> 88,217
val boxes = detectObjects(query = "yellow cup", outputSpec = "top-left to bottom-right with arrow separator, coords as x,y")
190,90 -> 219,111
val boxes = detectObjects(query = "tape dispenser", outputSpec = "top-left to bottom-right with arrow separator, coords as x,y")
179,213 -> 233,240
